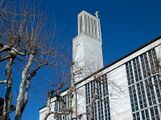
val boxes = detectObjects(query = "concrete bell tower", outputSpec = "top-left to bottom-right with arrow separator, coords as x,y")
72,10 -> 103,83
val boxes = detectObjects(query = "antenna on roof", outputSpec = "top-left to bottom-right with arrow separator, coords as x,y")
95,11 -> 99,18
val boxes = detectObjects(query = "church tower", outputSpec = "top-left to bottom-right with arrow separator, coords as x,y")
72,11 -> 103,83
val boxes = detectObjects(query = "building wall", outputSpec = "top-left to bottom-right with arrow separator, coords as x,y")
39,38 -> 161,120
74,85 -> 86,119
73,38 -> 161,120
73,34 -> 103,71
108,65 -> 133,120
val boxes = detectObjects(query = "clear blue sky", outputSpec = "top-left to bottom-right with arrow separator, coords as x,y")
1,0 -> 161,120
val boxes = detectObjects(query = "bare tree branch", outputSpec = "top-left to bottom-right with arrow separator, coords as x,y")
0,80 -> 6,84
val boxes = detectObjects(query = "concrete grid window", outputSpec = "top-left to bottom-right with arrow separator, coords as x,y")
54,101 -> 59,119
85,74 -> 110,120
62,95 -> 69,120
54,100 -> 59,112
94,20 -> 97,38
126,48 -> 161,120
79,15 -> 83,33
91,18 -> 94,37
148,49 -> 159,74
84,14 -> 87,33
53,95 -> 69,120
153,75 -> 161,103
87,16 -> 91,35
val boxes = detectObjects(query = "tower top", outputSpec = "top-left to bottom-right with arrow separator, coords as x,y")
77,11 -> 102,40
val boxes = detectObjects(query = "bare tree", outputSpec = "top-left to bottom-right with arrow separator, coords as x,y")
0,1 -> 64,120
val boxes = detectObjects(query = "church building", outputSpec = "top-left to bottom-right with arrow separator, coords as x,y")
39,11 -> 161,120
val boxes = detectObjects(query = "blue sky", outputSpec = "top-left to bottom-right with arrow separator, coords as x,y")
0,0 -> 161,120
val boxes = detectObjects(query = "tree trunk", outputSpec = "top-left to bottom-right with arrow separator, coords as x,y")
15,54 -> 34,120
2,57 -> 15,120
20,80 -> 30,114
